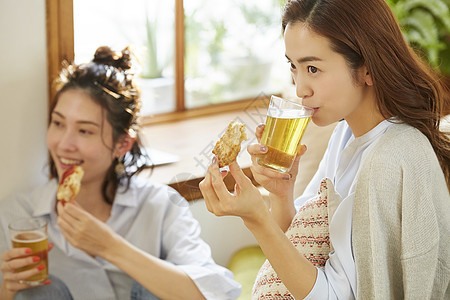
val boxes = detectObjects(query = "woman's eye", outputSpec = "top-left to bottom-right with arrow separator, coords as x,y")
79,129 -> 92,135
287,61 -> 296,70
308,66 -> 318,74
52,120 -> 62,127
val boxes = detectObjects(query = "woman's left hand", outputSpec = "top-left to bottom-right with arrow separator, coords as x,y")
56,202 -> 118,257
199,158 -> 270,228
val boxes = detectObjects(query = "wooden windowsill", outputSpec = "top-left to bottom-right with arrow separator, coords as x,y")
139,101 -> 269,201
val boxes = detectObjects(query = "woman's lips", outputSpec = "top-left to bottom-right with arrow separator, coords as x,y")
59,157 -> 83,170
60,157 -> 82,165
303,102 -> 318,114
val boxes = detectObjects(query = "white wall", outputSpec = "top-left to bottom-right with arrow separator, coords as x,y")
189,200 -> 258,267
0,0 -> 48,201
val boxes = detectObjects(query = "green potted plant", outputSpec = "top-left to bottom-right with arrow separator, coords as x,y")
140,7 -> 169,79
386,0 -> 450,76
138,4 -> 175,115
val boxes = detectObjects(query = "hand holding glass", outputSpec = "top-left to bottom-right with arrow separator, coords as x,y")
257,95 -> 313,173
8,218 -> 48,285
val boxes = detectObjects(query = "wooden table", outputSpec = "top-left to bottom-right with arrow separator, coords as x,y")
139,102 -> 269,201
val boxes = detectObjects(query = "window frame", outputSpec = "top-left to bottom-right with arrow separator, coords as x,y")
46,0 -> 267,126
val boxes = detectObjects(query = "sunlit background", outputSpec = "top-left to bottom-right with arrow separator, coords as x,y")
74,0 -> 290,115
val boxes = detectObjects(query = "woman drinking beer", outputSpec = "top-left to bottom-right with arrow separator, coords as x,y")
200,0 -> 450,298
0,46 -> 241,300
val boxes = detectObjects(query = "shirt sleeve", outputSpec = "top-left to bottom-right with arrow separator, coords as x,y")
295,149 -> 330,209
304,268 -> 329,299
296,121 -> 358,299
302,193 -> 357,300
304,251 -> 356,299
160,187 -> 241,300
295,121 -> 347,210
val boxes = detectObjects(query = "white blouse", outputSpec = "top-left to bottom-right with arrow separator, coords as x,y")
0,177 -> 241,300
295,119 -> 394,299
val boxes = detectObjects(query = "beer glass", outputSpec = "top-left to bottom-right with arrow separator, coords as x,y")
257,95 -> 314,173
8,218 -> 48,285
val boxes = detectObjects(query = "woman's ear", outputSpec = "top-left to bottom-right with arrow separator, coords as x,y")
362,66 -> 373,86
114,134 -> 136,158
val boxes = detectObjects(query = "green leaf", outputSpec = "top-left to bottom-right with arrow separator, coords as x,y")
401,0 -> 450,31
387,0 -> 450,71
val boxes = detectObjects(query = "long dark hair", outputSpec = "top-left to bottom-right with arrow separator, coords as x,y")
282,0 -> 450,188
49,46 -> 153,204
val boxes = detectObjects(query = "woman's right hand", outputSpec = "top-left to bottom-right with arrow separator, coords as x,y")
247,124 -> 307,202
0,247 -> 51,299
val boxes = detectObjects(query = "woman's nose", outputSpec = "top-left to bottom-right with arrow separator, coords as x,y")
58,130 -> 77,151
294,75 -> 312,99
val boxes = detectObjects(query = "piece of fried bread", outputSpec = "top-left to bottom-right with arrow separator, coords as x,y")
212,120 -> 247,167
57,166 -> 84,203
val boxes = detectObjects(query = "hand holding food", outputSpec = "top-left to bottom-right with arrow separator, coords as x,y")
57,202 -> 120,258
247,124 -> 306,201
57,166 -> 84,204
200,159 -> 269,227
212,120 -> 247,167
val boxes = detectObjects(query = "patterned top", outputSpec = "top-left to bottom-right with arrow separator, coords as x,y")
252,178 -> 339,299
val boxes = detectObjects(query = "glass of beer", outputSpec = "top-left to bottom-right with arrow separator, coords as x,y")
257,95 -> 314,173
8,218 -> 48,285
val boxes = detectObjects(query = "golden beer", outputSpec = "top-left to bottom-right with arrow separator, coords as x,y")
258,114 -> 311,172
9,218 -> 48,285
257,96 -> 313,173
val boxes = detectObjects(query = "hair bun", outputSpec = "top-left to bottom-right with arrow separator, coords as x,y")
93,46 -> 132,70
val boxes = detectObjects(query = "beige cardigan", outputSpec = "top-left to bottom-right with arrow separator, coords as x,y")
352,123 -> 449,299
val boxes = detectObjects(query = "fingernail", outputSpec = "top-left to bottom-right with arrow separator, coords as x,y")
257,123 -> 265,129
48,242 -> 54,248
33,256 -> 41,262
212,156 -> 217,164
25,248 -> 32,254
37,265 -> 45,271
283,173 -> 292,180
260,145 -> 267,152
44,280 -> 51,285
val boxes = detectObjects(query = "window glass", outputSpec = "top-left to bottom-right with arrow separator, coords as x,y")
74,0 -> 175,115
184,0 -> 289,108
74,0 -> 290,114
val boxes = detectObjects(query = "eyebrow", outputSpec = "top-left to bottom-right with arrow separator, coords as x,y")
285,54 -> 323,64
52,111 -> 100,127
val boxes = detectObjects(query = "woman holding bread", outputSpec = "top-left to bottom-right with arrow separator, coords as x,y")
200,0 -> 449,298
0,46 -> 241,300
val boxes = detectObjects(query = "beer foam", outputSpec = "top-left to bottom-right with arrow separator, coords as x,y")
12,231 -> 46,243
267,108 -> 312,119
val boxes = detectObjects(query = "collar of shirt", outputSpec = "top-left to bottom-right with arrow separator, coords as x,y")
30,177 -> 142,217
335,119 -> 394,198
114,179 -> 139,208
30,179 -> 58,218
344,118 -> 395,149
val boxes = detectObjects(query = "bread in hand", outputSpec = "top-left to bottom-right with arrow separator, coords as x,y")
212,120 -> 247,167
57,166 -> 84,203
